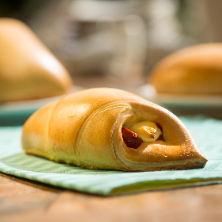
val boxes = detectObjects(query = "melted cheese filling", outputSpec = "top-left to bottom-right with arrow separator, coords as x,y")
129,121 -> 162,143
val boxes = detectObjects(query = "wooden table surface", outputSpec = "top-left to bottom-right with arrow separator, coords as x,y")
1,77 -> 222,222
1,172 -> 222,222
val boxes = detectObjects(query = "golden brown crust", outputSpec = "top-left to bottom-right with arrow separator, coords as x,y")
22,88 -> 207,171
150,43 -> 222,95
0,18 -> 72,103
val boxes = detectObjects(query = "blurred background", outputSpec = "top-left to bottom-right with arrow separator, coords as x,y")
1,0 -> 219,91
1,0 -> 222,123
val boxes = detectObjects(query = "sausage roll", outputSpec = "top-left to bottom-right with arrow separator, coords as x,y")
22,88 -> 207,171
0,18 -> 72,103
150,44 -> 222,95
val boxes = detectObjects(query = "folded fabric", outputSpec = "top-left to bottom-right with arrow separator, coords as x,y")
0,116 -> 222,196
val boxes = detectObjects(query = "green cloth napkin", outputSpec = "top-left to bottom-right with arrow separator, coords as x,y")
0,116 -> 222,196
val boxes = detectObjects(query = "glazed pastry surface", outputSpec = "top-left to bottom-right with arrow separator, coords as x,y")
150,44 -> 222,95
0,18 -> 72,103
22,88 -> 207,171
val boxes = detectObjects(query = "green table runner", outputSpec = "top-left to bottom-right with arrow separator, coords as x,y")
1,116 -> 222,196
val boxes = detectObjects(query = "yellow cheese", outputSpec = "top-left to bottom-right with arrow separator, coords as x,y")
129,121 -> 162,142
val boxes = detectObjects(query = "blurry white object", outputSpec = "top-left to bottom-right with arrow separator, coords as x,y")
70,0 -> 138,21
58,0 -> 147,84
147,0 -> 182,48
139,84 -> 222,108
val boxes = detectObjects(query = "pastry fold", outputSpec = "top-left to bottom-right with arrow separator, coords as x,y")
22,88 -> 207,171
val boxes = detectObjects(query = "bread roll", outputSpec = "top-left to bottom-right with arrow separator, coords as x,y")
22,88 -> 207,171
0,18 -> 72,103
150,44 -> 222,95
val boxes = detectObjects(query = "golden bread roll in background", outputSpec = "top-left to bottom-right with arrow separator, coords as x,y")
0,18 -> 72,103
149,44 -> 222,95
22,88 -> 207,171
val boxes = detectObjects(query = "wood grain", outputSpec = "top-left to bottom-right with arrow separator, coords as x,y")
1,173 -> 222,222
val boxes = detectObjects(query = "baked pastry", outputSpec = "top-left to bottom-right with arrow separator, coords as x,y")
150,43 -> 222,95
22,88 -> 207,171
0,18 -> 72,103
